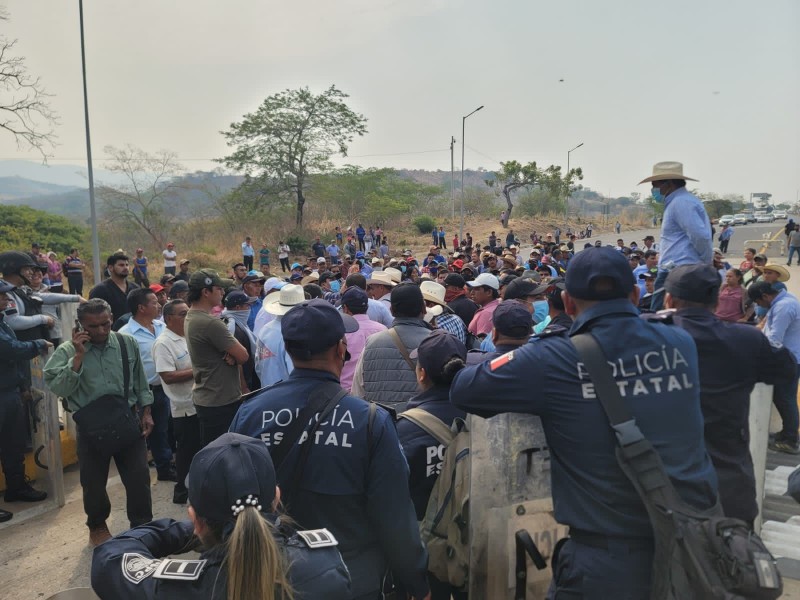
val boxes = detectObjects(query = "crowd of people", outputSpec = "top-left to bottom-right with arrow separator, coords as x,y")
0,161 -> 799,599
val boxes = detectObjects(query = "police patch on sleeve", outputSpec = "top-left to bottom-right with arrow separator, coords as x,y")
490,350 -> 514,371
153,558 -> 206,581
121,553 -> 162,585
296,528 -> 338,548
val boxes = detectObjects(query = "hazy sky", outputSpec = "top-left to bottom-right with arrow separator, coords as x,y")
2,0 -> 798,203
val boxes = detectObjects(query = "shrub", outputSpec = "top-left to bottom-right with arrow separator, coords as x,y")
285,234 -> 309,254
412,215 -> 436,235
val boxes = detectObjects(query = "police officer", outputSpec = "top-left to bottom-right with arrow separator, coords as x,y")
396,330 -> 467,600
91,432 -> 351,599
450,247 -> 718,598
230,299 -> 431,600
664,264 -> 796,526
0,251 -> 54,342
0,280 -> 51,517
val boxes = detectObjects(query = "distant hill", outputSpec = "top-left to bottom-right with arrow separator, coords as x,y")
0,176 -> 81,201
0,168 -> 499,222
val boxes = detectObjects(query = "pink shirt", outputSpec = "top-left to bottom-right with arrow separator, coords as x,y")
341,313 -> 387,391
715,285 -> 745,322
468,298 -> 500,336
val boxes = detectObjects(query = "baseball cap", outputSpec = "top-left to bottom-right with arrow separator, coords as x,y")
355,251 -> 365,259
242,273 -> 266,285
639,269 -> 658,280
232,262 -> 245,270
443,273 -> 466,288
452,259 -> 464,270
263,277 -> 286,293
0,280 -> 16,294
520,270 -> 542,283
188,269 -> 234,290
149,284 -> 165,294
224,290 -> 255,309
466,272 -> 500,290
160,274 -> 176,285
317,257 -> 327,264
290,262 -> 303,270
565,247 -> 635,301
168,280 -> 189,298
282,299 -> 359,358
341,286 -> 369,311
409,329 -> 466,376
492,301 -> 533,338
664,264 -> 721,304
503,278 -> 548,300
289,272 -> 303,282
136,247 -> 144,253
180,259 -> 190,266
187,433 -> 276,524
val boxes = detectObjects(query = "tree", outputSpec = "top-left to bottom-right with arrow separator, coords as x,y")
0,8 -> 58,159
97,145 -> 185,248
485,160 -> 582,221
219,85 -> 368,227
0,205 -> 86,253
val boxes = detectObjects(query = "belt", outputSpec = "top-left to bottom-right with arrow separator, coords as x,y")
568,528 -> 653,550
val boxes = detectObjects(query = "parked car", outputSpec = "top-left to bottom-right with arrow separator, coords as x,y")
732,214 -> 748,225
718,215 -> 735,226
774,211 -> 788,220
756,213 -> 775,223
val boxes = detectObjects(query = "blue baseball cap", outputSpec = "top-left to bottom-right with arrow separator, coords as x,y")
565,247 -> 635,301
290,262 -> 303,270
355,251 -> 365,259
281,299 -> 359,358
188,433 -> 276,524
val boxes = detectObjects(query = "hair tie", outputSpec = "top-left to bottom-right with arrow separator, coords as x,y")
230,494 -> 263,518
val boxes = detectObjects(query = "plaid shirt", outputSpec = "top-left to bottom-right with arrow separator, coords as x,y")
434,312 -> 467,345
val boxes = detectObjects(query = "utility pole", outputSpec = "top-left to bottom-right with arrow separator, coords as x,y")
450,136 -> 455,220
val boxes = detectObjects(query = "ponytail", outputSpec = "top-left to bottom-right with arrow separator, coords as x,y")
430,356 -> 467,386
224,507 -> 294,600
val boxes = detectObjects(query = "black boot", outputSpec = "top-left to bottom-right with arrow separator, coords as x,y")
4,478 -> 47,503
0,508 -> 12,522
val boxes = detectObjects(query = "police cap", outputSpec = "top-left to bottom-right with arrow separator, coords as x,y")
664,264 -> 720,305
282,298 -> 359,357
409,329 -> 466,377
565,247 -> 635,301
188,432 -> 276,523
493,301 -> 533,338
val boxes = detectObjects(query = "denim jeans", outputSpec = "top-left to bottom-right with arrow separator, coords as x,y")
145,386 -> 173,473
773,363 -> 800,445
650,269 -> 670,311
788,246 -> 800,266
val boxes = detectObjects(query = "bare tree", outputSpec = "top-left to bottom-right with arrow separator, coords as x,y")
97,145 -> 185,248
0,8 -> 58,159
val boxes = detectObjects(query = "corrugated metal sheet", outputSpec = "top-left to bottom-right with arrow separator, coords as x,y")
760,449 -> 800,579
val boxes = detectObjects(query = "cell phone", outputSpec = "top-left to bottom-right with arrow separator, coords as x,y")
74,319 -> 84,333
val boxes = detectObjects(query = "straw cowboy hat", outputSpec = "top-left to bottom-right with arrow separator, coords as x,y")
264,284 -> 306,315
639,161 -> 699,184
366,271 -> 396,287
762,263 -> 790,283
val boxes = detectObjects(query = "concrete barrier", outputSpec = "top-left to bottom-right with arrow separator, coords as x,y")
749,382 -> 773,533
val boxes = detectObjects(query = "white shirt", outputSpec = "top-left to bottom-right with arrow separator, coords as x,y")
162,249 -> 177,268
152,328 -> 196,417
255,317 -> 294,387
278,244 -> 290,259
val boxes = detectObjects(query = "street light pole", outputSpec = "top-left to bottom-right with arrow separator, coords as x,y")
450,136 -> 455,220
566,142 -> 584,220
461,105 -> 484,242
79,0 -> 101,285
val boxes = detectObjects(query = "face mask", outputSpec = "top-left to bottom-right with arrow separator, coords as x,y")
533,314 -> 552,334
400,265 -> 407,273
532,300 -> 549,324
652,187 -> 664,203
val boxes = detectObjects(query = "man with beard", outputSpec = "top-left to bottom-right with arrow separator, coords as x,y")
89,253 -> 140,325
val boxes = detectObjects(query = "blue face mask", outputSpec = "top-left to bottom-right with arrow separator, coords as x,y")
652,187 -> 664,203
532,300 -> 549,324
400,265 -> 407,273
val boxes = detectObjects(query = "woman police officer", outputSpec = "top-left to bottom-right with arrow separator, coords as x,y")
91,432 -> 351,600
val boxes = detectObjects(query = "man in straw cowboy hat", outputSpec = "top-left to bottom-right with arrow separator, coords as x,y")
639,161 -> 713,310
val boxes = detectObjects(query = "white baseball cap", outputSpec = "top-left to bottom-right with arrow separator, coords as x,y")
466,272 -> 500,290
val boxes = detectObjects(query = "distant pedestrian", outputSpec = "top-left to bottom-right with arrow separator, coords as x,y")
65,248 -> 85,296
787,225 -> 800,266
718,224 -> 733,254
258,242 -> 271,275
500,209 -> 507,228
615,221 -> 621,234
162,243 -> 177,275
437,226 -> 446,249
241,236 -> 254,271
133,248 -> 150,288
278,240 -> 290,272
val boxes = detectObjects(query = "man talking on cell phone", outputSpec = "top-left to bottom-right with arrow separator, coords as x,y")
44,298 -> 154,547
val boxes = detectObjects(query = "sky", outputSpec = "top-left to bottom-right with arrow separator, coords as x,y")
1,0 -> 798,203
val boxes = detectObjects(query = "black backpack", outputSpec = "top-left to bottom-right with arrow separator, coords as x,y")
572,333 -> 782,600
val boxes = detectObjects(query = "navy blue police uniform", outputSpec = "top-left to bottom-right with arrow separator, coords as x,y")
396,385 -> 466,520
661,264 -> 796,525
91,517 -> 351,600
229,299 -> 430,600
450,248 -> 719,599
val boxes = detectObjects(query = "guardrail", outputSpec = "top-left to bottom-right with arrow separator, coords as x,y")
745,237 -> 785,257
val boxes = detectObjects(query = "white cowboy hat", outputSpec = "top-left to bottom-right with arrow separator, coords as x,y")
264,284 -> 306,315
383,267 -> 402,284
424,304 -> 444,323
639,161 -> 699,184
420,280 -> 446,306
366,271 -> 396,287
